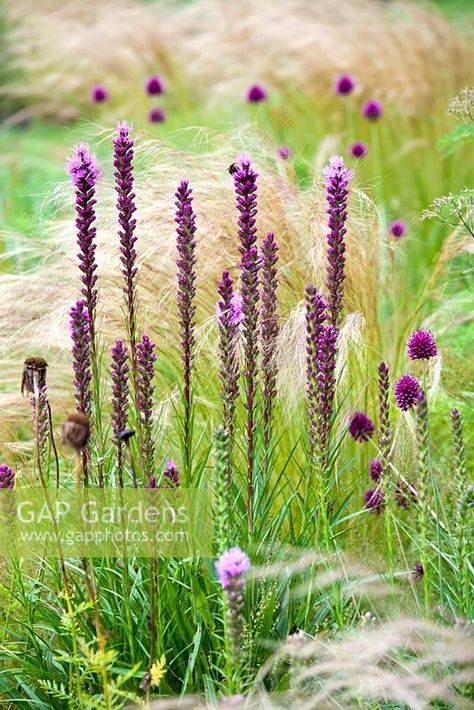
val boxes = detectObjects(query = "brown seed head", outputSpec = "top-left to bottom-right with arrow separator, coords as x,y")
62,412 -> 90,451
21,357 -> 48,395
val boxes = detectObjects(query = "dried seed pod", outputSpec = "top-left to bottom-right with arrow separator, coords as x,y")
21,357 -> 48,396
62,412 -> 90,451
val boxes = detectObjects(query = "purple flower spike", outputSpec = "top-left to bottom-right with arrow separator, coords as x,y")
162,459 -> 180,488
176,180 -> 197,482
305,285 -> 328,458
91,85 -> 108,103
145,475 -> 158,489
407,329 -> 437,361
349,411 -> 375,442
215,546 -> 251,590
369,457 -> 383,482
0,464 -> 15,489
66,143 -> 100,353
111,339 -> 130,487
246,84 -> 267,103
148,107 -> 166,123
261,232 -> 279,459
394,374 -> 422,411
278,145 -> 292,160
335,74 -> 355,95
364,487 -> 385,513
233,158 -> 260,531
390,219 -> 406,238
323,155 -> 353,328
350,142 -> 367,158
113,121 -> 139,362
145,75 -> 163,96
137,334 -> 157,481
316,323 -> 338,462
69,300 -> 92,415
362,99 -> 383,120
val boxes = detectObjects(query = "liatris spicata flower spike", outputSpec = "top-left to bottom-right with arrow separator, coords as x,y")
394,373 -> 422,411
335,74 -> 355,95
66,143 -> 100,354
148,107 -> 166,123
246,84 -> 266,102
113,122 -> 139,365
162,460 -> 180,488
362,99 -> 383,120
214,427 -> 231,554
215,546 -> 251,675
136,333 -> 157,482
91,84 -> 108,103
305,285 -> 328,458
111,339 -> 130,487
369,458 -> 383,482
316,323 -> 338,465
407,329 -> 437,360
390,219 -> 406,238
415,391 -> 431,610
175,180 -> 197,483
69,300 -> 92,415
145,475 -> 158,489
22,358 -> 50,480
278,145 -> 292,160
348,411 -> 375,442
261,232 -> 279,460
364,487 -> 385,514
217,271 -> 241,485
0,464 -> 15,489
323,155 -> 352,328
145,75 -> 163,96
233,158 -> 260,531
350,142 -> 367,158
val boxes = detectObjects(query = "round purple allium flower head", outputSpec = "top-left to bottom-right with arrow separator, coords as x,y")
91,85 -> 108,103
362,99 -> 383,121
335,74 -> 355,95
389,219 -> 406,238
0,464 -> 15,489
148,107 -> 166,123
364,487 -> 385,514
412,562 -> 424,582
394,374 -> 422,411
350,142 -> 367,158
369,457 -> 383,482
66,142 -> 100,186
278,145 -> 292,160
348,411 -> 375,442
215,546 -> 251,589
145,74 -> 164,96
246,84 -> 267,103
407,329 -> 437,361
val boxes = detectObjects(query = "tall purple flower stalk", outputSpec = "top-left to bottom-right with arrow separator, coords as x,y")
70,300 -> 92,415
261,231 -> 279,465
66,143 -> 100,355
316,323 -> 338,467
111,339 -> 130,487
137,334 -> 157,483
305,285 -> 328,460
323,156 -> 352,329
175,180 -> 197,485
113,122 -> 139,371
217,270 -> 241,487
233,158 -> 260,532
0,465 -> 15,489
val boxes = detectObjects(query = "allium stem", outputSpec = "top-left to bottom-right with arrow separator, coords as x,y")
233,159 -> 260,533
323,156 -> 352,328
136,334 -> 157,484
175,180 -> 197,485
111,339 -> 130,487
214,427 -> 231,554
261,231 -> 279,471
217,270 -> 241,487
416,392 -> 431,612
